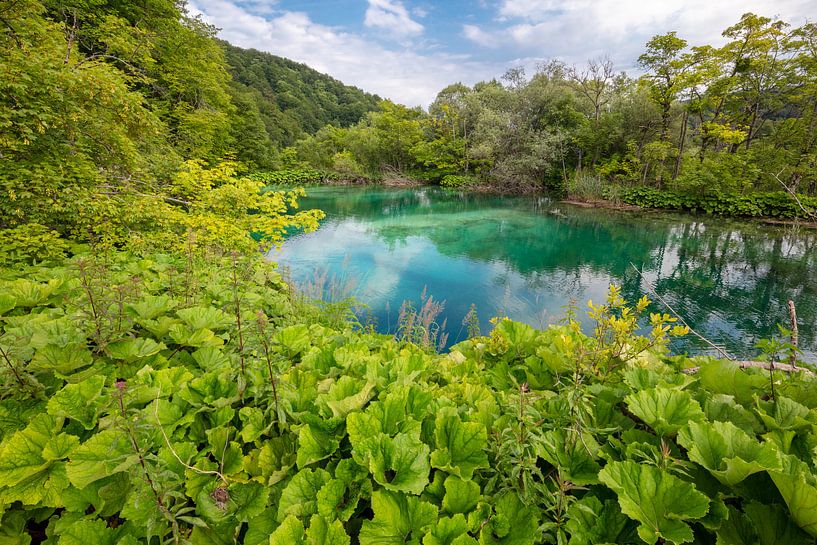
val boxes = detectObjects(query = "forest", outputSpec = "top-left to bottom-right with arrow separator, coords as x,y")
290,14 -> 817,219
1,0 -> 817,544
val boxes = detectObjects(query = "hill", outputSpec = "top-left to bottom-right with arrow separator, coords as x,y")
222,41 -> 382,148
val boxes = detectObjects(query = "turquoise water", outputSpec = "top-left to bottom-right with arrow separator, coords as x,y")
270,186 -> 817,359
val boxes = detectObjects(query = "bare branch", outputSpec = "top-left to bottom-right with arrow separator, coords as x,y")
772,169 -> 817,221
629,263 -> 736,360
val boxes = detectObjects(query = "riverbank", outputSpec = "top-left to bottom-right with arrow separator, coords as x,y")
562,195 -> 817,229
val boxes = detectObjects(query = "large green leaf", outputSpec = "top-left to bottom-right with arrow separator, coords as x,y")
677,420 -> 780,486
305,514 -> 350,545
0,414 -> 75,507
176,306 -> 232,331
769,455 -> 817,537
297,415 -> 342,468
424,514 -> 473,545
29,343 -> 93,375
476,494 -> 538,545
359,490 -> 438,545
66,429 -> 136,489
361,432 -> 430,495
442,476 -> 480,515
598,460 -> 710,544
625,387 -> 704,436
564,496 -> 634,545
319,376 -> 376,418
430,408 -> 488,480
106,337 -> 165,361
537,429 -> 601,485
46,376 -> 107,430
278,468 -> 332,522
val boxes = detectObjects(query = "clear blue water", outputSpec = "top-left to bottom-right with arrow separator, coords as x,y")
269,186 -> 817,359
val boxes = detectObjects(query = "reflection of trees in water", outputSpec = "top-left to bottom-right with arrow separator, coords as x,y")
305,188 -> 817,357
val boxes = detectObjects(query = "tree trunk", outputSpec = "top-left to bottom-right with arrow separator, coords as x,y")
673,109 -> 688,180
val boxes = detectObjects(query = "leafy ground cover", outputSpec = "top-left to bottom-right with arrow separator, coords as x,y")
0,251 -> 816,545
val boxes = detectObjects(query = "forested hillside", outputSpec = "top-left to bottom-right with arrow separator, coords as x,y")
0,0 -> 378,242
223,42 -> 381,148
291,13 -> 817,218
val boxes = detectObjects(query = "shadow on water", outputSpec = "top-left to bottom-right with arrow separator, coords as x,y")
270,186 -> 817,359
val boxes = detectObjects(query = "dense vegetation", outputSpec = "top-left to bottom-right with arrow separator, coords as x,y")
223,42 -> 381,149
289,13 -> 817,217
3,252 -> 817,545
0,0 -> 378,239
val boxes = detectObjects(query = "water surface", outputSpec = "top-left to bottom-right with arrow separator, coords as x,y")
271,186 -> 817,359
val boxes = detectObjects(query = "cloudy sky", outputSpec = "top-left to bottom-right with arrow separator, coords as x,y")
189,0 -> 814,107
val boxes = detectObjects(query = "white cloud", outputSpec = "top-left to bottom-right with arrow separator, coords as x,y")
189,0 -> 495,106
473,0 -> 813,67
462,24 -> 500,48
364,0 -> 424,38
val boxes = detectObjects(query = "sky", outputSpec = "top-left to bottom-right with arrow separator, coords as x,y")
188,0 -> 815,107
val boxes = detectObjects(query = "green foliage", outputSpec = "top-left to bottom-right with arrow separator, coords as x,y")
0,255 -> 816,543
616,187 -> 817,218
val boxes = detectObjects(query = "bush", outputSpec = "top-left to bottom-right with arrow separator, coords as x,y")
440,174 -> 478,188
248,167 -> 325,186
616,187 -> 817,219
0,223 -> 70,265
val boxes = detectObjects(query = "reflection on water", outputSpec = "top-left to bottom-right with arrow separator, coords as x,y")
269,186 -> 817,359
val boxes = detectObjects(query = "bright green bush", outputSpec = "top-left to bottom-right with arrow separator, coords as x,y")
248,167 -> 326,186
440,174 -> 478,188
1,255 -> 815,544
0,223 -> 70,265
616,187 -> 817,219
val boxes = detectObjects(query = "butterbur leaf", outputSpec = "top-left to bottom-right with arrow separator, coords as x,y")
677,420 -> 780,486
297,417 -> 341,468
477,494 -> 538,545
127,295 -> 176,320
697,361 -> 766,405
239,407 -> 268,443
278,325 -> 311,357
271,514 -> 305,545
424,514 -> 471,545
744,501 -> 812,544
625,387 -> 704,436
367,432 -> 431,495
755,396 -> 813,432
176,306 -> 232,331
67,429 -> 136,489
716,505 -> 759,545
0,293 -> 16,315
278,468 -> 332,522
768,454 -> 817,537
306,514 -> 350,545
168,324 -> 224,347
231,481 -> 270,522
704,394 -> 762,435
598,460 -> 710,544
430,408 -> 488,480
56,518 -> 124,545
0,413 -> 75,506
321,376 -> 376,418
29,343 -> 93,374
442,476 -> 480,515
46,376 -> 107,430
359,490 -> 438,545
564,496 -> 634,545
106,337 -> 165,361
317,478 -> 368,522
537,429 -> 601,485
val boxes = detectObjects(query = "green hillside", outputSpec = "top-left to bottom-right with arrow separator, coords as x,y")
223,41 -> 381,147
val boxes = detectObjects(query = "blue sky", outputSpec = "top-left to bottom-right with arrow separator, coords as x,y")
190,0 -> 814,107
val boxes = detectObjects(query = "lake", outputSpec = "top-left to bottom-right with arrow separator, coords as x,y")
270,186 -> 817,360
